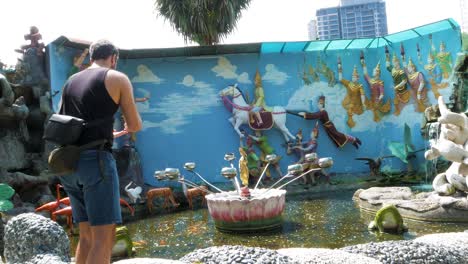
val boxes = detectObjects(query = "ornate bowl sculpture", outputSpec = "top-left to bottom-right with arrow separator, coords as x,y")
318,157 -> 333,168
205,188 -> 286,232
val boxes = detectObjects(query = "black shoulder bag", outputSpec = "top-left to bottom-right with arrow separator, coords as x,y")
44,113 -> 113,175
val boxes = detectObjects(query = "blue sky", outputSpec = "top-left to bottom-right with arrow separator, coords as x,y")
1,0 -> 464,65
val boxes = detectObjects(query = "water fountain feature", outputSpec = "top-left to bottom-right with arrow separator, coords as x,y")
156,153 -> 333,232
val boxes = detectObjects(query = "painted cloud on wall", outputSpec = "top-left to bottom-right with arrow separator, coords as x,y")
139,75 -> 218,134
132,64 -> 164,83
262,64 -> 290,85
178,74 -> 210,88
211,57 -> 252,84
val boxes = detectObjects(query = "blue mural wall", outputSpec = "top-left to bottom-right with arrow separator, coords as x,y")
47,20 -> 462,187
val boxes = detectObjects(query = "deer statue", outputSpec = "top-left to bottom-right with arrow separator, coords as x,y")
146,187 -> 179,213
180,178 -> 208,210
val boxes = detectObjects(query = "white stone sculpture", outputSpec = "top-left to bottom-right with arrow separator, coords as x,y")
425,96 -> 468,196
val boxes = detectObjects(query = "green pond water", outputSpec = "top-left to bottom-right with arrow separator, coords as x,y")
106,189 -> 468,260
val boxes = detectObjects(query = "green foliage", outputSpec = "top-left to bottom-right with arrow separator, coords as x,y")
0,183 -> 15,212
154,0 -> 251,45
462,33 -> 468,51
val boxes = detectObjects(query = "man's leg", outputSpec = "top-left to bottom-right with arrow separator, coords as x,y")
75,222 -> 91,264
87,224 -> 116,264
255,112 -> 263,125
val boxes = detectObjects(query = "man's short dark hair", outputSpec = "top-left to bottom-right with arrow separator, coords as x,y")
89,39 -> 119,60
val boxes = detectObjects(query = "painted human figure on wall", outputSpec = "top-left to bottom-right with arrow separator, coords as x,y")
287,123 -> 319,163
287,125 -> 322,184
68,48 -> 89,77
298,95 -> 362,149
360,56 -> 391,122
238,147 -> 250,186
246,130 -> 282,180
239,130 -> 261,186
386,53 -> 409,116
338,61 -> 367,128
404,58 -> 428,112
424,53 -> 448,98
433,42 -> 452,79
317,57 -> 336,87
250,70 -> 269,126
299,58 -> 320,86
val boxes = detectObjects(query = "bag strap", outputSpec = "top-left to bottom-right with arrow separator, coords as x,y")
78,139 -> 108,151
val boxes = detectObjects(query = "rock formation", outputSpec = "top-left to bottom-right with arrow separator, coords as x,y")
0,27 -> 56,219
3,213 -> 70,263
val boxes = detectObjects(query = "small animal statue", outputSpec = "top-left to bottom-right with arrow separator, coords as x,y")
52,206 -> 74,234
368,204 -> 407,234
124,181 -> 142,204
186,186 -> 208,210
35,184 -> 64,219
146,187 -> 179,213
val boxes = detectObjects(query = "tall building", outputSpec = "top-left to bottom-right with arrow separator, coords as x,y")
315,0 -> 388,40
316,7 -> 341,40
461,0 -> 468,32
308,19 -> 318,40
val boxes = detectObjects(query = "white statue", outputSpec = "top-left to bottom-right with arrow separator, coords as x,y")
124,181 -> 142,204
425,96 -> 468,196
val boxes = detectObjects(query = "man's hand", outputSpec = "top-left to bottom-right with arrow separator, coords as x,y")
113,129 -> 129,138
298,112 -> 306,117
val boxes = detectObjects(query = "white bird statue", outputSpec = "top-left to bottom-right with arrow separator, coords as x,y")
124,181 -> 142,204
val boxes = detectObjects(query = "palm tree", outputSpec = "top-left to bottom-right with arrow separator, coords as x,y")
154,0 -> 251,46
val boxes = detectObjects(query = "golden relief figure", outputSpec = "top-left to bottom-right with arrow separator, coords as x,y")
360,54 -> 391,122
338,60 -> 367,128
433,42 -> 452,79
386,53 -> 410,116
249,70 -> 270,125
424,53 -> 448,98
299,57 -> 319,86
308,65 -> 320,82
404,58 -> 429,112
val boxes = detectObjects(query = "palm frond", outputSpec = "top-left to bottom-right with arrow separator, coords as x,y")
154,0 -> 251,45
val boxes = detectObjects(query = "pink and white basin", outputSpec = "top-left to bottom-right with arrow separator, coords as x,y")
206,188 -> 286,232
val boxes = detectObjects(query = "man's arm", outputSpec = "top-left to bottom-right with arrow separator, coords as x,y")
106,71 -> 142,132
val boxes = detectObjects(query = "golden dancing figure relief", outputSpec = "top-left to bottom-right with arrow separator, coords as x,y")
386,51 -> 409,116
360,52 -> 391,122
432,42 -> 452,79
338,58 -> 367,128
403,58 -> 429,112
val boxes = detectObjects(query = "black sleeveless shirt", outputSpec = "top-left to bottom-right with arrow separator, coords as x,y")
59,67 -> 118,150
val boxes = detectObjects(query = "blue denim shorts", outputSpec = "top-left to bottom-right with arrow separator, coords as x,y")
60,150 -> 122,226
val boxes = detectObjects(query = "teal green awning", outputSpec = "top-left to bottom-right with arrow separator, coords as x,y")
259,18 -> 460,54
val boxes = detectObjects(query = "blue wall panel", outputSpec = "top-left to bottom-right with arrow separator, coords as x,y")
47,22 -> 462,186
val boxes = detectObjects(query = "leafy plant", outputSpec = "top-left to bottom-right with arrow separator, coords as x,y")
154,0 -> 251,45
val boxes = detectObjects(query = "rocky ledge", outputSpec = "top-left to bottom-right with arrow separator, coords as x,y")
354,186 -> 468,222
2,213 -> 468,264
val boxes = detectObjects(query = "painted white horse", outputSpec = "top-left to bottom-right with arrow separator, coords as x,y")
219,84 -> 295,142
